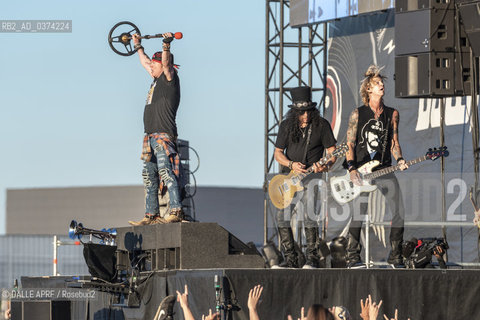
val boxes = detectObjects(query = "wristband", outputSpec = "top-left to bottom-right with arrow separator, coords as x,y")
348,165 -> 356,172
134,44 -> 144,51
163,37 -> 174,44
288,161 -> 293,170
397,157 -> 405,162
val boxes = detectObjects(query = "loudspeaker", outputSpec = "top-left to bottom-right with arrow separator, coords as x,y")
458,1 -> 480,56
11,301 -> 71,320
396,0 -> 452,12
395,8 -> 457,55
395,51 -> 471,97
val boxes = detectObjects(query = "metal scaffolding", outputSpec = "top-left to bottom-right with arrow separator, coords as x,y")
264,0 -> 328,244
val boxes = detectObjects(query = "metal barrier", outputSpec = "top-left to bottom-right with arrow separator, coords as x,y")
52,235 -> 81,276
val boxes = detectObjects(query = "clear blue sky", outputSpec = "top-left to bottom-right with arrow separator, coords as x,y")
0,0 -> 266,233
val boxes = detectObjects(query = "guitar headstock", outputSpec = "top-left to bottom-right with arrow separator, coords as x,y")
332,143 -> 348,157
426,146 -> 449,161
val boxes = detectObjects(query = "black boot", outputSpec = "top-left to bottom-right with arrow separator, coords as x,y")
387,239 -> 404,268
303,228 -> 320,268
278,227 -> 298,268
346,233 -> 363,268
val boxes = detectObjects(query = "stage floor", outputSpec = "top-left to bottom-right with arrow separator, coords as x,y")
16,268 -> 480,320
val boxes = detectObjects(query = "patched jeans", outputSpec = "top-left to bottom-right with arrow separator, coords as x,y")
143,136 -> 181,214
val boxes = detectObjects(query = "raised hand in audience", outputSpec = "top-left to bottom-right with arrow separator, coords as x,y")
202,309 -> 220,320
176,284 -> 194,320
383,309 -> 411,320
287,306 -> 306,320
247,284 -> 263,320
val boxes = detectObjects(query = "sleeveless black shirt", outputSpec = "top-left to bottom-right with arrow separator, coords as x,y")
143,72 -> 180,137
354,105 -> 395,170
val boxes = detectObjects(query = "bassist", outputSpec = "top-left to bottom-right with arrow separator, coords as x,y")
345,65 -> 408,268
274,86 -> 337,268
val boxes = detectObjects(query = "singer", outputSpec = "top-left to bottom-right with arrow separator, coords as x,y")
128,32 -> 184,226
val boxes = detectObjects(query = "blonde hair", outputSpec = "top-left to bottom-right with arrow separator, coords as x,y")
359,65 -> 386,105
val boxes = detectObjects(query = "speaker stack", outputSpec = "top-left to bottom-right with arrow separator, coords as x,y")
457,0 -> 480,56
395,0 -> 472,97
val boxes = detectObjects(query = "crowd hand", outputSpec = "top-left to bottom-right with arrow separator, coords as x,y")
176,284 -> 189,309
287,306 -> 306,320
368,295 -> 382,320
132,33 -> 141,45
162,32 -> 174,43
247,285 -> 263,311
328,306 -> 347,320
383,309 -> 398,320
383,309 -> 410,320
398,159 -> 408,171
202,309 -> 220,320
360,297 -> 370,320
292,162 -> 307,174
360,295 -> 383,320
350,169 -> 363,186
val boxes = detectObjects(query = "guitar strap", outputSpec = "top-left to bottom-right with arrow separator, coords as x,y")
380,111 -> 390,165
302,125 -> 312,164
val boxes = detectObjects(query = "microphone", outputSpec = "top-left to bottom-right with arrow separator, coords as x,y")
137,32 -> 183,40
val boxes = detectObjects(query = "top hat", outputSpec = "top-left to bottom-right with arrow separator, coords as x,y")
288,86 -> 317,111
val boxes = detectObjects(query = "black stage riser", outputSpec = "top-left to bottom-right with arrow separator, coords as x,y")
19,269 -> 480,320
115,223 -> 265,270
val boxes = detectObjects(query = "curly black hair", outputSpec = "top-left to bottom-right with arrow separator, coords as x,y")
284,108 -> 321,143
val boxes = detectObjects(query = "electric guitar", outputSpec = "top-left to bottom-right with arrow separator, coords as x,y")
330,147 -> 449,205
268,143 -> 348,209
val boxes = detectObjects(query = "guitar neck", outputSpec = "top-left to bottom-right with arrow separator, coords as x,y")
295,154 -> 332,180
364,155 -> 428,179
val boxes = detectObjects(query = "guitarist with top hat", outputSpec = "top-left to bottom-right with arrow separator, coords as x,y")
345,65 -> 408,268
274,86 -> 337,268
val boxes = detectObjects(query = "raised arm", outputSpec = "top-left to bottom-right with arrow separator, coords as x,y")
176,285 -> 195,320
161,32 -> 175,81
132,33 -> 154,78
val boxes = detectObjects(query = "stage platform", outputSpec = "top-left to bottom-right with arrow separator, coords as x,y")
15,268 -> 480,320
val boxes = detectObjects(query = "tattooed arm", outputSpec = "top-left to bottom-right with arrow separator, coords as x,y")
346,109 -> 358,162
346,109 -> 362,185
390,109 -> 408,170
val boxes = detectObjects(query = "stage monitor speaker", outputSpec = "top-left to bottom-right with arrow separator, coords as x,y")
395,8 -> 458,55
396,0 -> 452,12
395,52 -> 471,97
458,1 -> 480,56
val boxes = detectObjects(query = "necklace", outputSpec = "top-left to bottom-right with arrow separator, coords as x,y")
370,106 -> 383,119
299,124 -> 308,138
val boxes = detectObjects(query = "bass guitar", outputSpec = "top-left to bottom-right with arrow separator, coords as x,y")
269,143 -> 348,209
330,147 -> 449,205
